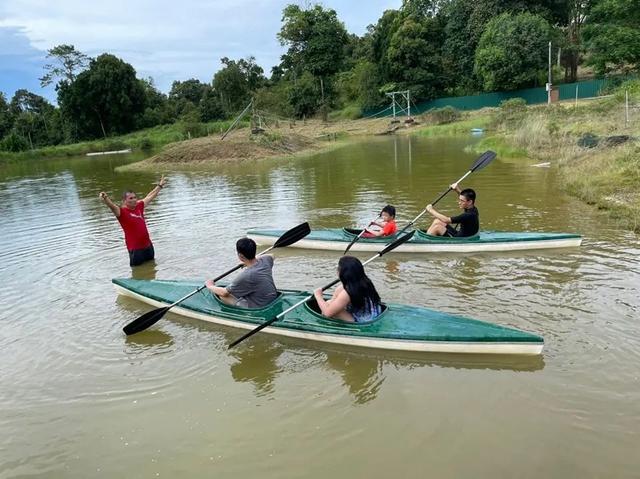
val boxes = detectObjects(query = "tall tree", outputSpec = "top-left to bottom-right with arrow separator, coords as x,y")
584,0 -> 640,74
39,44 -> 90,88
0,92 -> 14,140
58,54 -> 146,139
8,90 -> 60,147
386,15 -> 446,100
563,1 -> 592,82
474,12 -> 553,91
277,3 -> 348,105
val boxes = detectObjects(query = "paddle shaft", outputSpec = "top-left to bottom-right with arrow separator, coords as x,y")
228,231 -> 415,349
162,244 -> 279,308
397,168 -> 475,236
344,209 -> 384,254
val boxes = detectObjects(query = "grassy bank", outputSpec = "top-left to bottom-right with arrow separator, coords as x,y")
0,119 -> 247,162
115,118 -> 394,171
413,86 -> 640,232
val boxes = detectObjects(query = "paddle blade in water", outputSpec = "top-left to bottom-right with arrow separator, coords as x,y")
470,150 -> 496,172
123,307 -> 169,335
273,222 -> 311,248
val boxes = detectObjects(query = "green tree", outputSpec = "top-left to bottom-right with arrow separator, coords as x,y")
169,78 -> 209,104
336,60 -> 384,109
277,3 -> 348,111
58,53 -> 146,139
558,1 -> 592,82
287,71 -> 322,117
212,56 -> 265,114
39,44 -> 90,88
199,87 -> 225,121
584,0 -> 640,74
8,89 -> 60,147
386,15 -> 446,100
474,12 -> 553,91
137,77 -> 172,128
278,4 -> 348,77
368,9 -> 402,83
0,92 -> 13,139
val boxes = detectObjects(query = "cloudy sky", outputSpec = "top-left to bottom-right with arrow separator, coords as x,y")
0,0 -> 400,103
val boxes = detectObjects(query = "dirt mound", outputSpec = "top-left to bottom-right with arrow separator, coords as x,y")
147,131 -> 317,165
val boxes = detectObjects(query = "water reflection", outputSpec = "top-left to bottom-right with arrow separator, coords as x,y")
124,329 -> 174,352
131,259 -> 159,280
226,338 -> 544,405
324,350 -> 384,405
229,342 -> 284,396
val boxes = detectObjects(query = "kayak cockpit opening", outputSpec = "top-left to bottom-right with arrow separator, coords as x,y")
211,291 -> 284,311
305,297 -> 387,325
417,230 -> 481,241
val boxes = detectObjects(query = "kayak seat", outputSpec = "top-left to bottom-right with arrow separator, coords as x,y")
418,230 -> 480,241
212,291 -> 284,311
343,227 -> 398,240
306,297 -> 387,325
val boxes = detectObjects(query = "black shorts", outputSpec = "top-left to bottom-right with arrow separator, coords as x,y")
129,244 -> 155,266
444,225 -> 459,238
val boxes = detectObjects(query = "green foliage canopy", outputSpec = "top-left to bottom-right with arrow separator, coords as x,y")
474,12 -> 552,91
58,54 -> 146,139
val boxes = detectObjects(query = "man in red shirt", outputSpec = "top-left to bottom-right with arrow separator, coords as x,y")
362,205 -> 397,238
99,175 -> 167,266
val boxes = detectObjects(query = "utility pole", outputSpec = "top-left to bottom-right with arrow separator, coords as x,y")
547,41 -> 552,105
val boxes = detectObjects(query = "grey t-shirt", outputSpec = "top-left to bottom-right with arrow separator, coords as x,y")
226,255 -> 277,308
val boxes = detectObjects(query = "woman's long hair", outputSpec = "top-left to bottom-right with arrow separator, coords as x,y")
338,256 -> 381,313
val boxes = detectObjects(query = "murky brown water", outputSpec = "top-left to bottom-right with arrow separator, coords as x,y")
1,136 -> 639,478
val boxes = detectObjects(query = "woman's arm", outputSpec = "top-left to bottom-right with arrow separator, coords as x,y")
314,287 -> 350,317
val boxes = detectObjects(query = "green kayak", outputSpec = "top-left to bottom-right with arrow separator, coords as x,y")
247,227 -> 582,253
113,278 -> 544,355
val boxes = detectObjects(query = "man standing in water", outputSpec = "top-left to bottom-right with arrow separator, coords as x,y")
99,175 -> 167,266
425,183 -> 479,237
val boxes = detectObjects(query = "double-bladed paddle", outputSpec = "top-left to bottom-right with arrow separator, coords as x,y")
396,150 -> 496,236
122,222 -> 311,335
343,208 -> 385,254
228,230 -> 416,349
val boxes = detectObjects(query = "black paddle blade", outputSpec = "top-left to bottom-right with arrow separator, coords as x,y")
344,231 -> 364,254
470,150 -> 496,172
273,222 -> 311,248
123,307 -> 169,335
377,230 -> 415,256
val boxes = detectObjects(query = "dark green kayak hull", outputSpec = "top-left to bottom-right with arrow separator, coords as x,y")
113,279 -> 544,355
247,228 -> 582,253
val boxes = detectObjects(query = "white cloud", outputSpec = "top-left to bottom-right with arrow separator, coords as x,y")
0,0 -> 400,94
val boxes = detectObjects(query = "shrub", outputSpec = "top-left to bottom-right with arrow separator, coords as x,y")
138,137 -> 154,151
0,132 -> 30,152
613,79 -> 640,102
424,106 -> 460,125
494,98 -> 527,126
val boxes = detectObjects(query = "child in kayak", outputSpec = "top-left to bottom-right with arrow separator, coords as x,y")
362,204 -> 397,238
314,256 -> 382,323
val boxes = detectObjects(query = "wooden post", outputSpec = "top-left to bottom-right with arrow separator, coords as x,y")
626,89 -> 629,127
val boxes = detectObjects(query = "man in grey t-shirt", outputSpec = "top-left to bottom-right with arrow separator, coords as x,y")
205,238 -> 278,308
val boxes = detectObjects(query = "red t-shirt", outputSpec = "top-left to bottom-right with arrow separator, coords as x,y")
363,219 -> 397,238
117,201 -> 152,251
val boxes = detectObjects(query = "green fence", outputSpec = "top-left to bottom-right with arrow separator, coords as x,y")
365,78 -> 621,117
